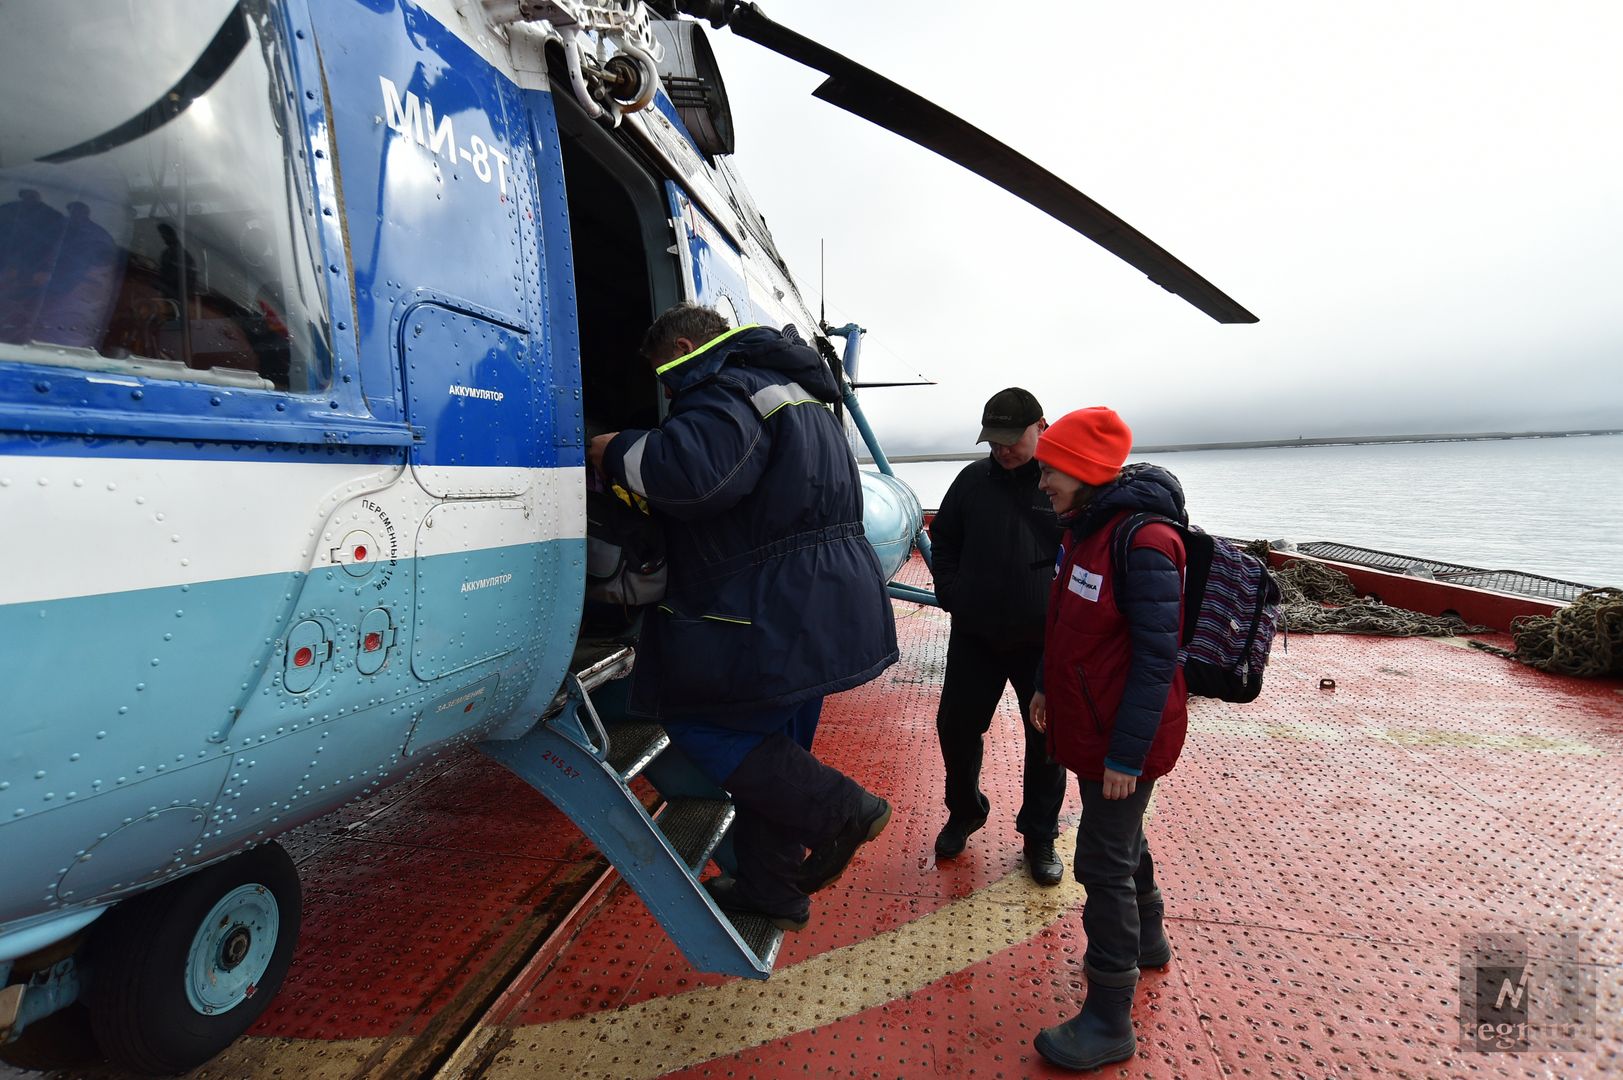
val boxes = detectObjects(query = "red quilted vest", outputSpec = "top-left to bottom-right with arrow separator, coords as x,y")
1044,511 -> 1189,781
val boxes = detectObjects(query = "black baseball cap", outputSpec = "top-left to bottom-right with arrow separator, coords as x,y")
977,387 -> 1043,444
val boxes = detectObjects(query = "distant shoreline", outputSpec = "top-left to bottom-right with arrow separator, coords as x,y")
862,428 -> 1623,464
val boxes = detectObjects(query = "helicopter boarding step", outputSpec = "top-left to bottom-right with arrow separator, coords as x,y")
478,641 -> 783,980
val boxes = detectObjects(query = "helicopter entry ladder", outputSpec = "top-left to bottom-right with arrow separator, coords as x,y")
480,642 -> 783,981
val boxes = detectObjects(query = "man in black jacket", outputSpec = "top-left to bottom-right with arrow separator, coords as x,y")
929,387 -> 1067,884
589,304 -> 897,931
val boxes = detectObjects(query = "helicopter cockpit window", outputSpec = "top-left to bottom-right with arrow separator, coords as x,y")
0,0 -> 331,393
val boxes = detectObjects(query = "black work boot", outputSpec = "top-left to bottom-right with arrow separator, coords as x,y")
1138,888 -> 1172,968
1024,836 -> 1064,886
933,811 -> 988,859
1034,965 -> 1138,1071
703,876 -> 809,932
795,792 -> 891,893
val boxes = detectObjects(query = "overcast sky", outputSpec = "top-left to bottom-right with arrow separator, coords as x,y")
704,1 -> 1623,453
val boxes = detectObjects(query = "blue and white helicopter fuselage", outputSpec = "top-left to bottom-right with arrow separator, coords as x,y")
1,0 -> 1250,1068
0,0 -> 922,1065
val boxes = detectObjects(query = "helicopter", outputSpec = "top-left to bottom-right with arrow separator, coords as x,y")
0,0 -> 1254,1072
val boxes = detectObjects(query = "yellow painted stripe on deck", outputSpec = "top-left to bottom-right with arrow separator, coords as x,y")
195,1035 -> 386,1078
479,824 -> 1089,1080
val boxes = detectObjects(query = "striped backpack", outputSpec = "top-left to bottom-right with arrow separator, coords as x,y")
1111,513 -> 1282,703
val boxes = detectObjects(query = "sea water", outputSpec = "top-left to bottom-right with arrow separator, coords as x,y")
885,433 -> 1623,588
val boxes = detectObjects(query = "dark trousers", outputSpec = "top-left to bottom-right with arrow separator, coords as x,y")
668,698 -> 864,919
1075,777 -> 1159,974
663,697 -> 824,787
935,627 -> 1065,839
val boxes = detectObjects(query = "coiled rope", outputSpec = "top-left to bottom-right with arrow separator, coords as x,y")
1238,543 -> 1620,676
1468,587 -> 1623,677
1242,543 -> 1490,637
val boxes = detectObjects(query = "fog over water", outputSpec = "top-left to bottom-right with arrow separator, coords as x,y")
885,433 -> 1623,588
712,2 -> 1623,452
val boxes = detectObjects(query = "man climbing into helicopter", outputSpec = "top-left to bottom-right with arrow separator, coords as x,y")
587,302 -> 897,931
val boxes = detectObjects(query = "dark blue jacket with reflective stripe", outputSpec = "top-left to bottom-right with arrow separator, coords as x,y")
602,325 -> 898,719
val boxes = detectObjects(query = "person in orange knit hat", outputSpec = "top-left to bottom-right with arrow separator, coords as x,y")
1028,407 -> 1192,1071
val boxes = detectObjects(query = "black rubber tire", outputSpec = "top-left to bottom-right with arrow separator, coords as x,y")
83,842 -> 302,1076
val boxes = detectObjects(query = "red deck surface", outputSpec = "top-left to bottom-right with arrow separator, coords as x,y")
15,563 -> 1621,1079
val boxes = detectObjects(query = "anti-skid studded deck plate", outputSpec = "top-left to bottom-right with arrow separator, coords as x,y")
16,555 -> 1619,1080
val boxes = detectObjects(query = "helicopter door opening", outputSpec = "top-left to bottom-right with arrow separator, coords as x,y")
553,88 -> 681,447
550,79 -> 682,639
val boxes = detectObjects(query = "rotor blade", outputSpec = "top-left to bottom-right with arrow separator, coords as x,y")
701,2 -> 1258,324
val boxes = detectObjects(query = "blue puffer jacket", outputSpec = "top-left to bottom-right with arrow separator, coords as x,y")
602,325 -> 898,719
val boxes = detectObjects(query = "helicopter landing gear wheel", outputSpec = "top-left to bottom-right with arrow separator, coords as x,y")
84,842 -> 301,1076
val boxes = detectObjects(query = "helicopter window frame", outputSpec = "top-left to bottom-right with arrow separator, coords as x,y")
0,0 -> 402,450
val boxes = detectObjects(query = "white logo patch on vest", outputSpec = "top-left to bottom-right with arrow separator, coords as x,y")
1068,565 -> 1104,602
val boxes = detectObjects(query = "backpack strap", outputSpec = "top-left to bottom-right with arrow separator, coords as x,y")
1110,511 -> 1181,566
1235,547 -> 1283,662
1109,512 -> 1183,603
